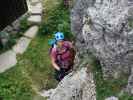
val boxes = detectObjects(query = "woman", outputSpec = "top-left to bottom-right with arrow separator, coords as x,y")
50,32 -> 75,81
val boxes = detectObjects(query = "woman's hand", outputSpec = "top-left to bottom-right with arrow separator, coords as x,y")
55,65 -> 60,71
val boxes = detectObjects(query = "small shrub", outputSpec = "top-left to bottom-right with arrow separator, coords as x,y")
40,0 -> 73,40
20,17 -> 29,33
0,32 -> 16,53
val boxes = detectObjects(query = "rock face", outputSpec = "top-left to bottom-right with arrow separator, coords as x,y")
49,68 -> 96,100
71,0 -> 94,57
83,0 -> 133,79
71,0 -> 133,94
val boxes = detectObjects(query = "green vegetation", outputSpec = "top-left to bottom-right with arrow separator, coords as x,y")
41,0 -> 74,40
0,67 -> 35,100
19,16 -> 30,33
0,0 -> 73,99
0,33 -> 56,100
0,32 -> 14,53
128,19 -> 133,28
89,55 -> 133,100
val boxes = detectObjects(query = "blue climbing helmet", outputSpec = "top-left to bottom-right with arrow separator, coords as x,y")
54,32 -> 64,41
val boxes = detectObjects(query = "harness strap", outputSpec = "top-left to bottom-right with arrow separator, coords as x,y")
55,43 -> 72,69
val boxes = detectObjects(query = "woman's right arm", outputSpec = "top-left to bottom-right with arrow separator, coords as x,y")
50,49 -> 60,71
51,56 -> 60,71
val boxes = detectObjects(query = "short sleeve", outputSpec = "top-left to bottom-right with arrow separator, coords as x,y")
63,41 -> 72,48
51,48 -> 57,59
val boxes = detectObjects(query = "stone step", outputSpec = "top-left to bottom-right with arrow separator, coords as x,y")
31,0 -> 40,4
105,96 -> 118,100
30,7 -> 42,15
13,37 -> 31,54
0,50 -> 17,73
27,15 -> 42,24
24,26 -> 39,38
30,3 -> 43,14
31,2 -> 43,9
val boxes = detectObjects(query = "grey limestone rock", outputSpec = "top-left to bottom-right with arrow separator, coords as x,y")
49,68 -> 96,100
71,0 -> 133,94
82,0 -> 132,79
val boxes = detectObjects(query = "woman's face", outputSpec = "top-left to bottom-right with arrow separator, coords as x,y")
57,40 -> 63,47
